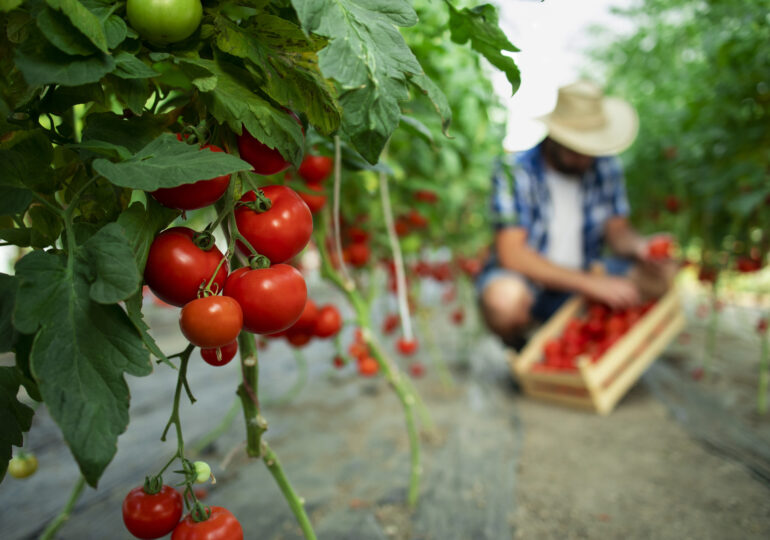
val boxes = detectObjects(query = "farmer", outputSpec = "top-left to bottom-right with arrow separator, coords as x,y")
477,80 -> 675,348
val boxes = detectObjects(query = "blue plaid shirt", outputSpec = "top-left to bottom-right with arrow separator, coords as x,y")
490,141 -> 630,269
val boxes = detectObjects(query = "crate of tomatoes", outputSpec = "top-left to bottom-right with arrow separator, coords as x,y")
510,284 -> 685,414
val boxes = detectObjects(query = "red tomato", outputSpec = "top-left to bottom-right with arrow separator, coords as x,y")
414,190 -> 438,204
201,340 -> 238,367
123,485 -> 183,539
171,506 -> 243,540
288,299 -> 319,334
698,266 -> 718,284
736,256 -> 762,273
332,355 -> 345,368
358,356 -> 379,377
431,263 -> 451,282
151,136 -> 230,210
605,315 -> 627,336
298,155 -> 333,184
664,195 -> 680,213
348,342 -> 368,361
382,313 -> 399,335
345,243 -> 370,268
451,308 -> 465,325
314,304 -> 342,338
285,330 -> 312,348
396,338 -> 418,356
409,362 -> 425,378
543,339 -> 562,359
407,210 -> 428,229
587,303 -> 609,321
347,227 -> 370,243
298,184 -> 327,214
758,318 -> 768,334
235,186 -> 313,264
238,131 -> 291,176
145,228 -> 228,307
224,264 -> 307,334
395,219 -> 410,237
647,237 -> 672,260
458,257 -> 482,278
180,296 -> 243,348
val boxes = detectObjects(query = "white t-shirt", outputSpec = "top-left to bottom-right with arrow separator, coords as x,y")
544,166 -> 584,270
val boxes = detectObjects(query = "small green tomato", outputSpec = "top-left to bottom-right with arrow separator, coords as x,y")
8,453 -> 38,479
126,0 -> 203,45
193,460 -> 211,484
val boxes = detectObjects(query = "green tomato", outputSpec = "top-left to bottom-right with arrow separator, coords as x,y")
193,460 -> 211,484
8,454 -> 38,479
126,0 -> 203,45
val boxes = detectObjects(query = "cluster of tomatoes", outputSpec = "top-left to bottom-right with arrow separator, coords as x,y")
267,299 -> 342,347
294,154 -> 333,214
347,329 -> 379,376
535,301 -> 656,371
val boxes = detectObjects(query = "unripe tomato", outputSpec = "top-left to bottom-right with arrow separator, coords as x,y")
396,338 -> 418,356
7,453 -> 37,479
235,186 -> 313,264
193,461 -> 211,484
180,296 -> 243,348
123,484 -> 183,539
201,340 -> 238,366
127,0 -> 202,45
151,137 -> 230,210
145,228 -> 228,307
298,155 -> 333,184
224,265 -> 307,334
172,506 -> 243,540
313,304 -> 342,338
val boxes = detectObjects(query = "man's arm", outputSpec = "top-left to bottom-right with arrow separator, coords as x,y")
604,216 -> 647,259
496,227 -> 640,308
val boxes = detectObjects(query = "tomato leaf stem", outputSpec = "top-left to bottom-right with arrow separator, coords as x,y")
39,474 -> 87,540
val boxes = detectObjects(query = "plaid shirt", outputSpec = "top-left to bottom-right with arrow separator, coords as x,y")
490,141 -> 630,269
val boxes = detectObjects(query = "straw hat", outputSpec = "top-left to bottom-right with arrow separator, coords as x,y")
539,80 -> 638,157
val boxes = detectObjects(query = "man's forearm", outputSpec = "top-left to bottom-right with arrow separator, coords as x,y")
498,245 -> 589,294
605,217 -> 645,258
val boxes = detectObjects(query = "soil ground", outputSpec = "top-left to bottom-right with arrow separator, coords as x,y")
1,284 -> 769,539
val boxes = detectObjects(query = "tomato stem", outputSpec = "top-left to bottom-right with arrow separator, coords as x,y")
39,474 -> 86,540
759,320 -> 769,414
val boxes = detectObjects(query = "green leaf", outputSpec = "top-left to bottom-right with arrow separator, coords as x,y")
103,15 -> 127,49
93,133 -> 252,190
78,222 -> 140,303
39,83 -> 104,115
37,6 -> 98,56
399,114 -> 434,144
28,205 -> 63,248
0,130 -> 56,193
0,227 -> 32,246
177,57 -> 305,166
214,15 -> 341,136
82,112 -> 170,153
117,200 -> 179,272
46,0 -> 108,52
0,366 -> 35,482
0,0 -> 23,12
444,2 -> 521,94
67,140 -> 133,161
15,41 -> 115,87
13,250 -> 151,486
125,290 -> 171,367
409,72 -> 451,136
0,273 -> 18,353
0,189 -> 33,216
113,51 -> 160,79
108,75 -> 152,116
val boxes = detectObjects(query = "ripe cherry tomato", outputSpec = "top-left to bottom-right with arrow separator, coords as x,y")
409,362 -> 425,378
237,113 -> 301,176
647,237 -> 672,260
451,308 -> 465,325
736,256 -> 762,273
235,186 -> 313,264
127,0 -> 202,45
382,313 -> 399,335
332,355 -> 345,369
7,453 -> 37,479
298,155 -> 333,184
407,210 -> 428,229
297,183 -> 327,214
348,342 -> 368,361
180,296 -> 243,348
285,331 -> 312,348
145,228 -> 228,307
396,338 -> 418,356
287,299 -> 319,334
314,304 -> 342,338
664,195 -> 680,213
358,356 -> 379,377
394,219 -> 410,237
123,484 -> 183,539
345,243 -> 370,268
171,506 -> 243,540
414,190 -> 438,204
224,265 -> 307,334
201,340 -> 238,367
758,318 -> 768,334
151,137 -> 230,210
347,227 -> 369,244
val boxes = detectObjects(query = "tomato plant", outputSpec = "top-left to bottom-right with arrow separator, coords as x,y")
122,484 -> 183,539
171,506 -> 243,540
235,186 -> 313,264
145,228 -> 229,307
180,296 -> 243,348
127,0 -> 202,44
224,265 -> 307,335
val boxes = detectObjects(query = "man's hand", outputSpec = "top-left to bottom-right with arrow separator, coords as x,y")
579,274 -> 641,310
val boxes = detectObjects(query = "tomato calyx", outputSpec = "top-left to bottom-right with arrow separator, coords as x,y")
192,230 -> 216,251
248,253 -> 272,270
238,189 -> 273,213
142,474 -> 165,495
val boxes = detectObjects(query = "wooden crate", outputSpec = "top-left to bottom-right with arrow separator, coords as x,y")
510,285 -> 686,415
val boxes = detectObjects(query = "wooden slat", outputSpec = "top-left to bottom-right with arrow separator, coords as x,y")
523,387 -> 595,411
518,368 -> 585,388
594,313 -> 687,415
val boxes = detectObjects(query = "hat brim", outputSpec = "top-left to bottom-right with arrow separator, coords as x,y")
538,97 -> 639,157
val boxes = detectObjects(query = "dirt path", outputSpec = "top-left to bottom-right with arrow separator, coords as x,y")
1,299 -> 769,539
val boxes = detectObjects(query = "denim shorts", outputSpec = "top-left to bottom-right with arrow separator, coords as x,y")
475,256 -> 632,322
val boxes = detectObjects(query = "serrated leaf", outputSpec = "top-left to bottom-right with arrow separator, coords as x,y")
78,222 -> 140,303
444,2 -> 521,94
13,250 -> 151,486
117,200 -> 179,272
37,6 -> 98,56
113,51 -> 159,79
292,0 -> 423,163
409,73 -> 451,136
46,0 -> 108,52
82,113 -> 170,153
0,366 -> 35,482
93,133 -> 252,190
15,40 -> 115,87
176,59 -> 217,92
0,274 -> 17,353
125,290 -> 171,366
177,58 -> 305,166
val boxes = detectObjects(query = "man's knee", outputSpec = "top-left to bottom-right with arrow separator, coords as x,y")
480,277 -> 533,336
